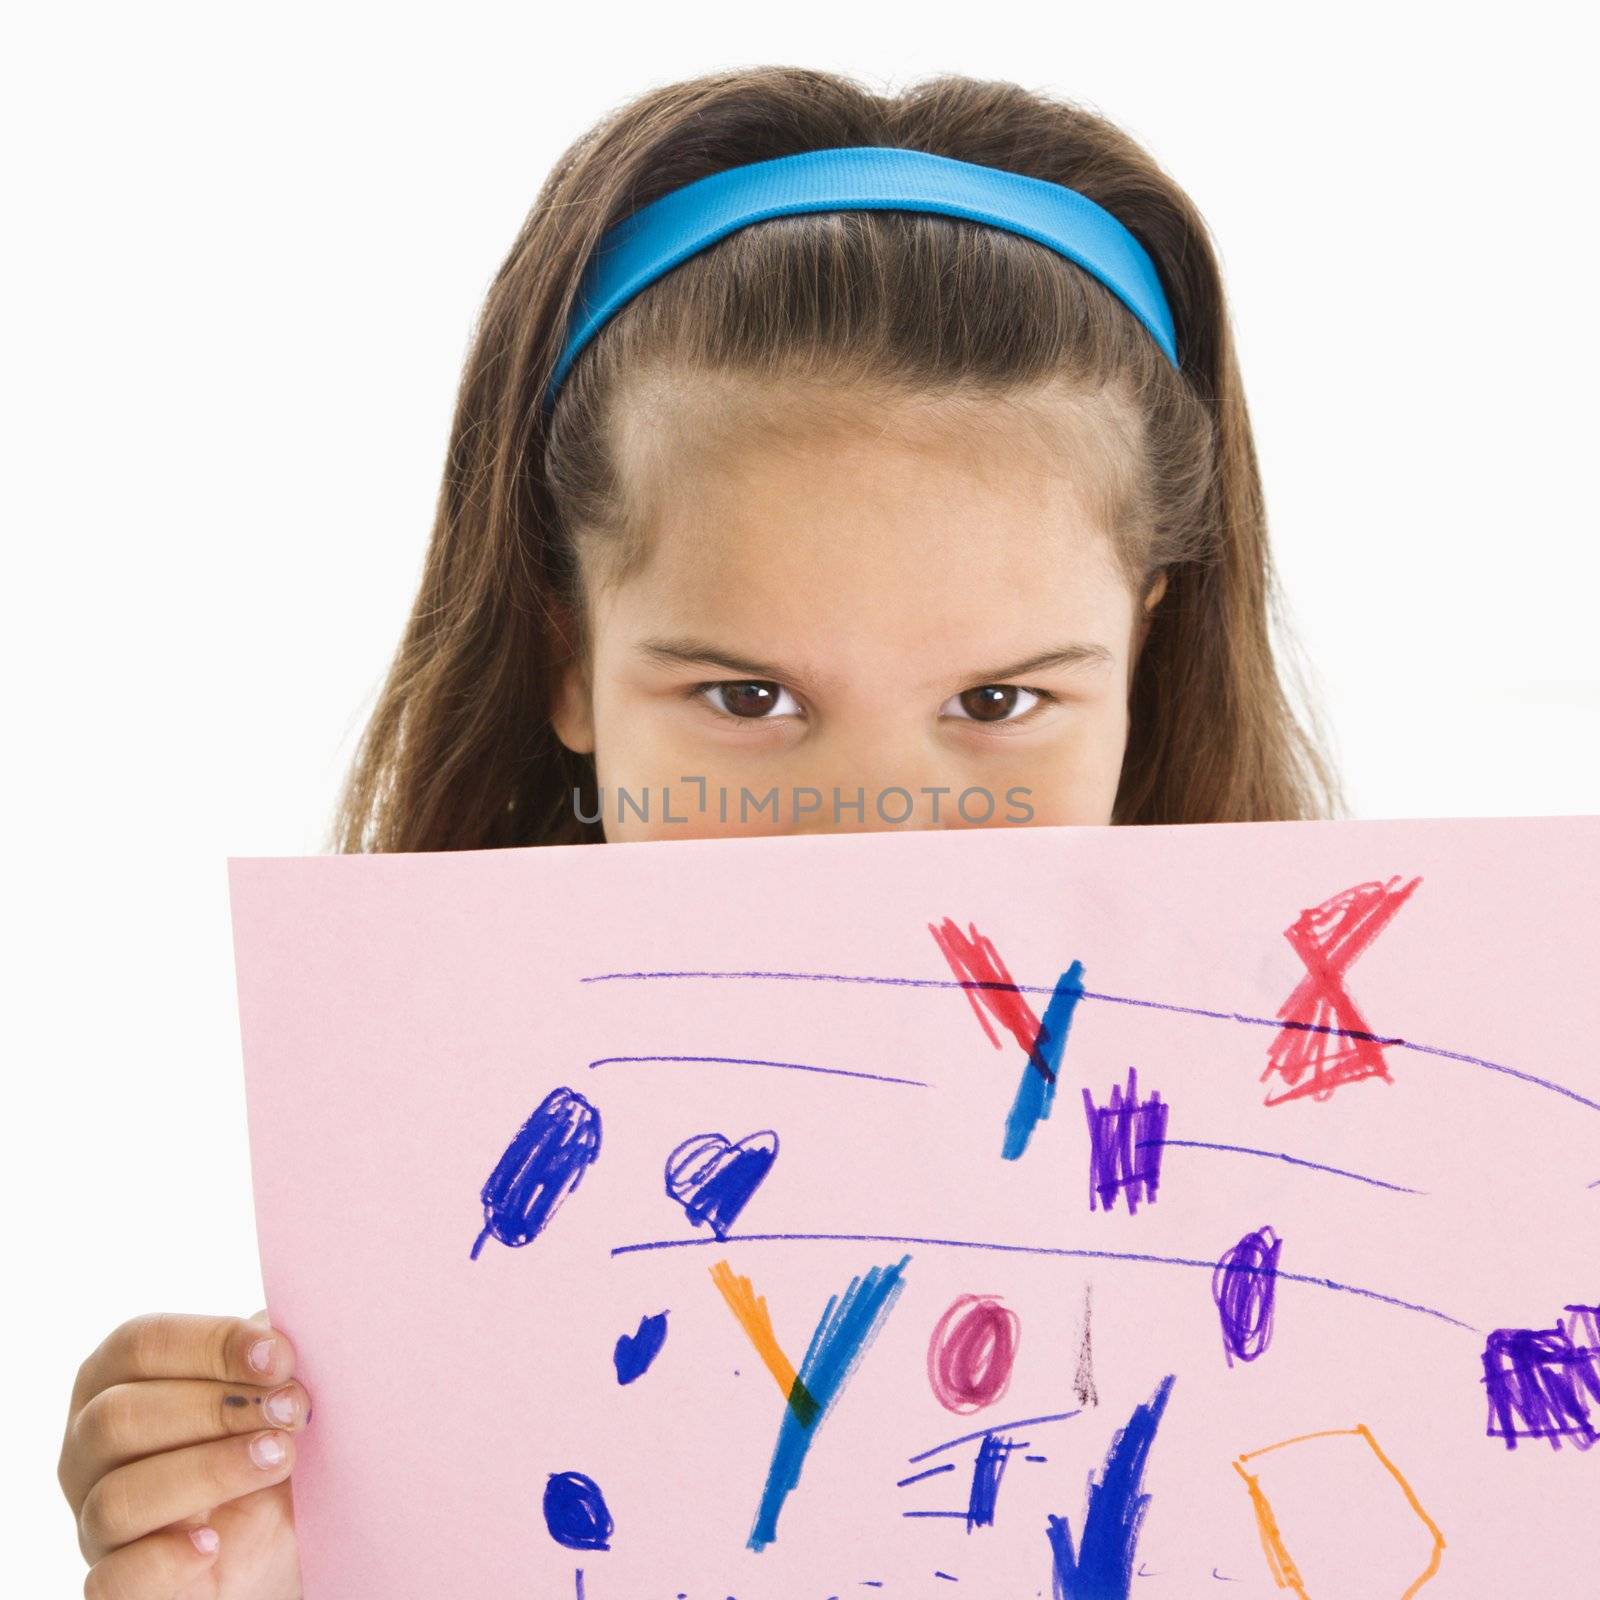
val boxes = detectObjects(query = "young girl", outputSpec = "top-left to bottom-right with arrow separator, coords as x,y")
57,64 -> 1338,1596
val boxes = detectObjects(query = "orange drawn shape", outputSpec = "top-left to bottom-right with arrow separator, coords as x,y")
1232,1424 -> 1444,1599
709,1259 -> 819,1425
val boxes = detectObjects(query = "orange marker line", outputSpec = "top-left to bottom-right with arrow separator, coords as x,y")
1232,1423 -> 1445,1599
709,1259 -> 818,1425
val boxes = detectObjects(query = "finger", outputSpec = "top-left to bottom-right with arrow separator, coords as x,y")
63,1377 -> 310,1509
79,1429 -> 294,1562
82,1524 -> 220,1600
74,1313 -> 295,1413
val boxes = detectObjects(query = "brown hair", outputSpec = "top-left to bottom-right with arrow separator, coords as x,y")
333,66 -> 1341,852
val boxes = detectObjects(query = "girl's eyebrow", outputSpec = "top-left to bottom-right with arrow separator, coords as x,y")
971,644 -> 1114,680
637,636 -> 1112,692
636,636 -> 823,695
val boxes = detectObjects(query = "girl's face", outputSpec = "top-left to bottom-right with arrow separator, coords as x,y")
552,379 -> 1163,842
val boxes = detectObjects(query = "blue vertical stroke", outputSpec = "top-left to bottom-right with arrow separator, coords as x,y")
747,1254 -> 912,1551
966,1432 -> 1017,1530
1046,1373 -> 1176,1599
1003,961 -> 1086,1160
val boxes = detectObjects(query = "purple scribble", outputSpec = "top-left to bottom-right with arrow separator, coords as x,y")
1082,1068 -> 1168,1214
1483,1305 -> 1600,1450
1212,1226 -> 1281,1366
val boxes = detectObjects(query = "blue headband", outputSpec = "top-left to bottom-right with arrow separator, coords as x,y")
542,145 -> 1179,410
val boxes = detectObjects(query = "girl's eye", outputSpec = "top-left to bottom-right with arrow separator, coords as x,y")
692,680 -> 1051,725
695,680 -> 804,720
941,684 -> 1049,724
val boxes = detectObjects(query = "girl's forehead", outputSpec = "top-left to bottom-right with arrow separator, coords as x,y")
611,367 -> 1137,549
591,408 -> 1139,666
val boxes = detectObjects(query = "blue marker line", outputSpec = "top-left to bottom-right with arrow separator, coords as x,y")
748,1255 -> 911,1551
909,1408 -> 1081,1463
1047,1374 -> 1175,1599
966,1433 -> 1016,1530
611,1232 -> 1476,1332
580,966 -> 1600,1116
1141,1137 -> 1423,1194
1003,961 -> 1085,1160
588,1053 -> 930,1088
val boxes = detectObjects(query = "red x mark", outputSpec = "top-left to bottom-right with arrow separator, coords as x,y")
928,917 -> 1047,1072
1262,875 -> 1421,1106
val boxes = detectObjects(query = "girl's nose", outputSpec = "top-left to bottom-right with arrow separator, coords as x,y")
784,734 -> 966,835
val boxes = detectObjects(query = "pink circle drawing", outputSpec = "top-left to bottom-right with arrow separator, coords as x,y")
926,1294 -> 1020,1414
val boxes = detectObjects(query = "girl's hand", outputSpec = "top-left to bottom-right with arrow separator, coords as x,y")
59,1310 -> 307,1599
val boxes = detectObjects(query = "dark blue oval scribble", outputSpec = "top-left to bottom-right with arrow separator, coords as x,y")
614,1310 -> 669,1385
544,1470 -> 614,1550
664,1129 -> 778,1240
471,1087 -> 601,1260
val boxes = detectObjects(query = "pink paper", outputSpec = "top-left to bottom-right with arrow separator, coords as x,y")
228,815 -> 1600,1598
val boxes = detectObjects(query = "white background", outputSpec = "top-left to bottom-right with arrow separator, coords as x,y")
6,1 -> 1595,1589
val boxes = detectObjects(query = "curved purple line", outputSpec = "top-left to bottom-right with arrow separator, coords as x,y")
609,1230 -> 1478,1331
907,1409 -> 1080,1464
896,1463 -> 957,1487
587,1053 -> 928,1088
1139,1137 -> 1424,1194
580,967 -> 1600,1115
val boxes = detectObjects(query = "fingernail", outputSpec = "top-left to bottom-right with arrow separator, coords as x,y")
247,1336 -> 276,1373
250,1431 -> 287,1469
190,1526 -> 220,1555
265,1388 -> 298,1426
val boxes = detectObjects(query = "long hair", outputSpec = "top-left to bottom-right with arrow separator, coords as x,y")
334,66 -> 1341,851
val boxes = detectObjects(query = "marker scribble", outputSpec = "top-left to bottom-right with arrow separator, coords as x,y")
902,1418 -> 1080,1527
470,1086 -> 601,1261
613,1230 -> 1474,1332
710,1259 -> 818,1425
927,919 -> 1085,1159
748,1255 -> 911,1551
613,1310 -> 668,1386
1264,876 -> 1421,1106
588,1052 -> 930,1088
1139,1135 -> 1423,1195
664,1129 -> 778,1241
1232,1424 -> 1444,1597
1212,1226 -> 1281,1366
1003,965 -> 1088,1160
1046,1374 -> 1176,1600
1482,1304 -> 1600,1450
966,1432 -> 1020,1531
1074,1285 -> 1099,1409
907,1409 -> 1082,1466
1083,1068 -> 1168,1214
927,1295 -> 1021,1414
583,964 -> 1600,1115
542,1470 -> 613,1551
